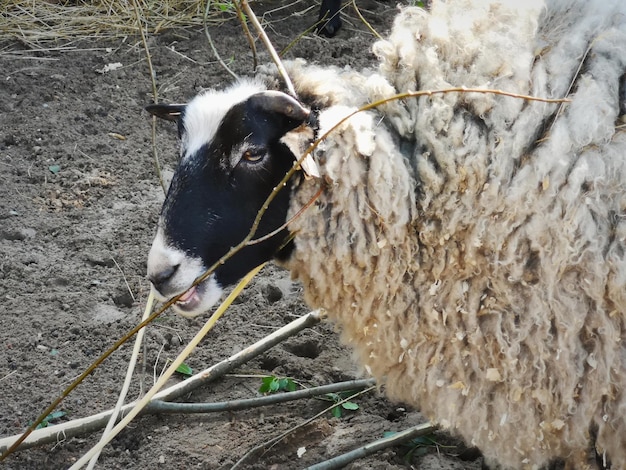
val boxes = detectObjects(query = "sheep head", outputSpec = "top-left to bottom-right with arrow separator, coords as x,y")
146,84 -> 310,317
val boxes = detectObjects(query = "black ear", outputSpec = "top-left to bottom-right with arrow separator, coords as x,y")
145,103 -> 186,122
248,91 -> 309,123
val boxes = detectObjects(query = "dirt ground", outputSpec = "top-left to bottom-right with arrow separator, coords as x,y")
0,2 -> 483,469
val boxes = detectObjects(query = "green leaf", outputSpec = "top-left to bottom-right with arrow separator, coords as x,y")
277,378 -> 297,392
259,376 -> 275,393
175,363 -> 193,377
260,376 -> 297,394
331,406 -> 342,418
48,164 -> 61,174
341,401 -> 359,411
34,411 -> 66,429
48,411 -> 66,420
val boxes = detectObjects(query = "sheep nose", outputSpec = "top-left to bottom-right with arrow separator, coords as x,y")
149,264 -> 179,293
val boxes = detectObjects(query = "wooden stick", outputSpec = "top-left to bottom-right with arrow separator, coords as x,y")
147,378 -> 375,413
304,422 -> 437,470
239,0 -> 296,97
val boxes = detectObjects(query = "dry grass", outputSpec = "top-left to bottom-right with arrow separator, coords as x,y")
1,0 -> 233,47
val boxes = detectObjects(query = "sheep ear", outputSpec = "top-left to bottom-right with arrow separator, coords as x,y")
145,103 -> 186,122
248,91 -> 310,123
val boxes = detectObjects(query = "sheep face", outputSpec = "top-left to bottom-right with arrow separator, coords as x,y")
146,85 -> 309,316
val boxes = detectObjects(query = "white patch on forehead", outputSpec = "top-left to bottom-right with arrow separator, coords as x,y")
181,79 -> 266,161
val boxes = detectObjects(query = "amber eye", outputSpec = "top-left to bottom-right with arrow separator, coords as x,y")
242,149 -> 264,163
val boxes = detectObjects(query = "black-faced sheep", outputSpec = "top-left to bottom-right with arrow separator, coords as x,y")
146,0 -> 626,468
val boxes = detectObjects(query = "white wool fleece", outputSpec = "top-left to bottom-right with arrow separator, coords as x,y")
276,0 -> 626,468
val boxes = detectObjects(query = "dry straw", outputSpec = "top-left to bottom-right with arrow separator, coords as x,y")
1,0 -> 229,46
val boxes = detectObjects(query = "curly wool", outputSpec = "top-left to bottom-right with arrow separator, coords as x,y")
278,0 -> 626,468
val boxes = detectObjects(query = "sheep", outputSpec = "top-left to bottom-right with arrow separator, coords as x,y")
145,0 -> 626,468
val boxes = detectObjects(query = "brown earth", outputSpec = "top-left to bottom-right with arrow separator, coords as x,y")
0,2 -> 483,469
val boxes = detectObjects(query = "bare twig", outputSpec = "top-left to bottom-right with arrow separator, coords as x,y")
0,295 -> 174,460
111,257 -> 136,303
151,86 -> 571,322
239,0 -> 296,97
130,0 -> 167,194
304,422 -> 437,470
547,41 -> 593,136
279,22 -> 320,57
0,371 -> 18,382
0,310 -> 320,455
70,263 -> 265,469
231,385 -> 377,469
352,0 -> 382,40
302,87 -> 571,165
204,0 -> 238,80
248,185 -> 324,245
232,0 -> 258,70
86,291 -> 155,469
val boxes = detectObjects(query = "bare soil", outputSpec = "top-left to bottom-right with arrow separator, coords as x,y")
0,2 -> 483,469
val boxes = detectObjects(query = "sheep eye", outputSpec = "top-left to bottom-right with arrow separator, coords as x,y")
242,149 -> 265,164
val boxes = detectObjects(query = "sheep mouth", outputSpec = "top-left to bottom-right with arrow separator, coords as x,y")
175,284 -> 202,310
173,282 -> 205,316
168,275 -> 224,318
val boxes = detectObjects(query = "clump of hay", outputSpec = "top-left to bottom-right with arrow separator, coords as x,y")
1,0 -> 233,46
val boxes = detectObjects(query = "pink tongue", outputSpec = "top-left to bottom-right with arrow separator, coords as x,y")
178,286 -> 196,302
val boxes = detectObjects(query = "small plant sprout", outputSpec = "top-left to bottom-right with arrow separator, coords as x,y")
320,391 -> 360,418
175,362 -> 193,378
30,411 -> 66,430
258,375 -> 297,394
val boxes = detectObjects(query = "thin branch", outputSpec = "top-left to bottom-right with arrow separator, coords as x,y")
1,85 -> 567,461
0,290 -> 319,459
248,185 -> 324,245
547,41 -> 593,136
70,263 -> 265,469
0,310 -> 320,455
155,309 -> 321,403
130,0 -> 166,194
147,378 -> 375,413
86,291 -> 155,469
239,0 -> 296,97
231,385 -> 377,469
303,87 -> 571,163
204,0 -> 238,80
0,293 -> 174,460
111,256 -> 136,302
304,422 -> 437,470
279,21 -> 320,58
0,370 -> 17,382
352,0 -> 382,40
153,86 -> 571,323
232,0 -> 257,70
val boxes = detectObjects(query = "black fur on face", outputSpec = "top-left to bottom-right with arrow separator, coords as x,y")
155,91 -> 308,288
